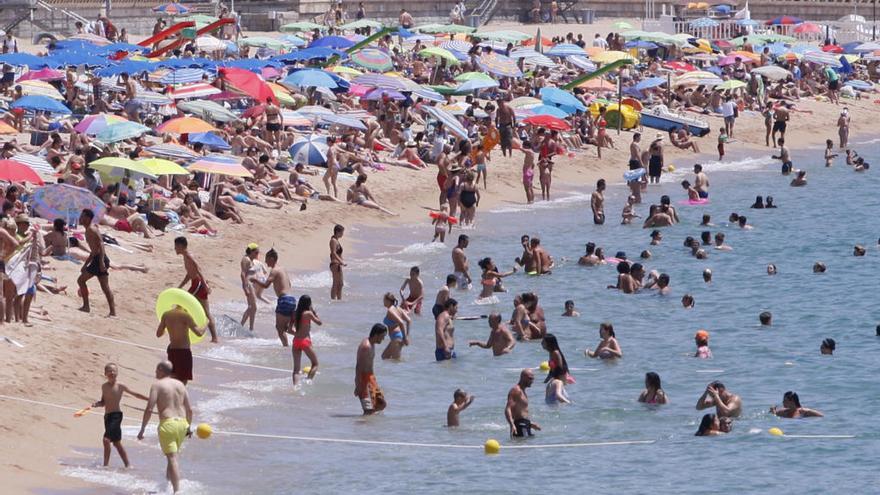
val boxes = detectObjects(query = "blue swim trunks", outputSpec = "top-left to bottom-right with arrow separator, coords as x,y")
275,295 -> 297,317
435,347 -> 456,362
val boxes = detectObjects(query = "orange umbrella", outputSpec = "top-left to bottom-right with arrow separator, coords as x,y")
729,50 -> 760,62
523,36 -> 553,47
585,46 -> 606,57
156,116 -> 218,134
579,78 -> 616,91
0,122 -> 17,134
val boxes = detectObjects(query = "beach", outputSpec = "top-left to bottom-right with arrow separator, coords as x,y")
0,14 -> 877,494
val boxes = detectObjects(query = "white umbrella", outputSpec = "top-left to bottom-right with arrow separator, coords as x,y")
752,65 -> 793,81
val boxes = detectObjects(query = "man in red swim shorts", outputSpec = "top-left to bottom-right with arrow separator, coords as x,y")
355,324 -> 388,415
174,236 -> 217,342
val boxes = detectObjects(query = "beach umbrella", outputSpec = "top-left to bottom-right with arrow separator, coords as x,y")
423,106 -> 468,140
168,82 -> 222,100
767,16 -> 803,25
189,132 -> 231,150
540,87 -> 586,112
11,153 -> 54,175
441,102 -> 488,118
473,30 -> 532,43
736,19 -> 759,27
219,67 -> 277,104
476,53 -> 522,78
31,184 -> 105,222
17,68 -> 64,82
329,65 -> 363,77
282,69 -> 339,89
612,21 -> 634,30
624,40 -> 658,50
351,73 -> 408,90
145,143 -> 200,160
527,104 -> 570,118
0,122 -> 17,134
854,41 -> 880,53
195,35 -> 227,52
454,79 -> 500,93
509,96 -> 542,109
238,37 -> 293,51
280,35 -> 307,47
454,72 -> 495,82
0,53 -> 49,69
320,114 -> 367,131
74,114 -> 129,135
690,17 -> 719,29
157,116 -> 218,134
11,95 -> 70,114
280,22 -> 327,33
297,105 -> 335,119
339,19 -> 384,31
419,47 -> 460,65
523,115 -> 570,131
804,51 -> 843,67
568,56 -> 597,72
821,44 -> 844,54
591,50 -> 635,64
153,2 -> 190,14
363,88 -> 405,100
138,158 -> 189,176
189,155 -> 253,177
579,78 -> 617,91
134,91 -> 174,106
309,36 -> 355,50
350,49 -> 394,72
794,22 -> 822,34
96,121 -> 151,144
844,80 -> 874,91
89,157 -> 158,179
412,23 -> 475,34
101,42 -> 149,54
411,86 -> 445,103
634,77 -> 667,91
752,65 -> 792,81
177,100 -> 240,123
282,110 -> 313,127
716,80 -> 747,90
160,68 -> 206,85
546,44 -> 586,57
289,135 -> 329,165
266,82 -> 299,107
0,159 -> 44,185
18,80 -> 64,100
439,40 -> 472,53
69,33 -> 111,46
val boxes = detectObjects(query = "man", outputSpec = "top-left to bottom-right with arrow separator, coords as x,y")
0,214 -> 21,324
720,95 -> 736,138
771,104 -> 790,147
435,298 -> 458,361
250,248 -> 296,346
530,237 -> 553,274
693,164 -> 709,199
824,64 -> 840,105
696,381 -> 742,418
468,313 -> 515,356
628,132 -> 643,169
120,72 -> 140,123
398,8 -> 413,29
451,234 -> 471,289
496,97 -> 515,157
592,33 -> 608,48
590,179 -> 606,225
77,208 -> 115,316
505,368 -> 541,437
355,323 -> 388,415
156,307 -> 206,385
773,138 -> 792,174
175,237 -> 217,343
137,361 -> 193,494
2,31 -> 18,54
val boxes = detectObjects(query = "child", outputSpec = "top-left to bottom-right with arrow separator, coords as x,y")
621,194 -> 640,225
446,389 -> 475,427
292,295 -> 322,385
717,127 -> 728,161
399,266 -> 424,315
824,139 -> 837,167
92,363 -> 148,467
694,330 -> 712,359
681,180 -> 700,201
432,274 -> 457,319
561,300 -> 579,317
431,204 -> 454,243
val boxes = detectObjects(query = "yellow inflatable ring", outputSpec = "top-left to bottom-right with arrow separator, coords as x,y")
156,288 -> 209,344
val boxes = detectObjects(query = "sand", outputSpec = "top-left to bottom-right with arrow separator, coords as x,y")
0,17 -> 873,493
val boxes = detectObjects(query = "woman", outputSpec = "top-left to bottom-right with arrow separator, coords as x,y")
477,257 -> 516,300
292,295 -> 322,385
239,243 -> 260,332
648,135 -> 664,184
458,171 -> 480,227
638,372 -> 668,404
510,295 -> 539,341
695,413 -> 730,436
751,196 -> 765,209
545,367 -> 571,405
347,174 -> 396,215
380,293 -> 411,360
586,322 -> 622,359
770,391 -> 824,418
329,224 -> 345,300
542,334 -> 574,384
521,139 -> 535,204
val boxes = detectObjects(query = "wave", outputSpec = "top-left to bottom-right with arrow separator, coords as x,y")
489,192 -> 592,214
665,155 -> 776,177
293,270 -> 332,289
61,465 -> 206,494
375,242 -> 448,257
197,388 -> 270,423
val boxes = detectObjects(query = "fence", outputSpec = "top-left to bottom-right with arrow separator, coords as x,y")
657,18 -> 879,44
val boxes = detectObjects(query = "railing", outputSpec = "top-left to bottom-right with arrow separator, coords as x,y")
3,9 -> 34,34
661,18 -> 879,44
470,0 -> 499,26
36,0 -> 89,26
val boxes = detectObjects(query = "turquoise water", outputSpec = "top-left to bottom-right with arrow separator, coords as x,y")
62,139 -> 880,494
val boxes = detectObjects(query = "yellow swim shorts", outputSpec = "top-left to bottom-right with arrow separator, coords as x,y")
158,417 -> 189,455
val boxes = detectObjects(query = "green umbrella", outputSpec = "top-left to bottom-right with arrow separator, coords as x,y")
340,19 -> 384,31
426,85 -> 457,95
181,14 -> 219,28
413,23 -> 475,34
454,71 -> 495,82
280,21 -> 327,33
716,80 -> 746,90
238,36 -> 293,50
350,48 -> 394,72
473,30 -> 532,43
419,47 -> 459,64
612,21 -> 633,30
177,100 -> 240,123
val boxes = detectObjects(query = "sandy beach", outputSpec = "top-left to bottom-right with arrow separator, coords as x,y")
0,16 -> 875,493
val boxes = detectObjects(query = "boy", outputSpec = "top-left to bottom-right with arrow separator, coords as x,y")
399,266 -> 424,315
432,274 -> 457,319
92,363 -> 148,467
717,127 -> 728,161
561,300 -> 579,317
447,389 -> 475,427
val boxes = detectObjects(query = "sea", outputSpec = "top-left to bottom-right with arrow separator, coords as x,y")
58,136 -> 880,494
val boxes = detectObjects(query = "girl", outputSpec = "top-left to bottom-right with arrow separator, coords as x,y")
477,257 -> 516,300
694,330 -> 712,359
770,391 -> 824,418
431,204 -> 453,243
329,224 -> 345,300
542,334 -> 574,384
681,180 -> 700,201
585,322 -> 622,359
380,293 -> 411,360
292,295 -> 322,385
538,158 -> 553,201
545,367 -> 571,404
824,139 -> 837,167
638,372 -> 668,404
239,243 -> 260,332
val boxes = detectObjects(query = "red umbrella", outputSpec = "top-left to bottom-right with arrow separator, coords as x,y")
794,22 -> 822,34
523,36 -> 553,47
663,61 -> 697,72
523,115 -> 571,131
0,159 -> 45,185
218,67 -> 278,105
242,104 -> 266,118
713,39 -> 733,49
821,44 -> 844,53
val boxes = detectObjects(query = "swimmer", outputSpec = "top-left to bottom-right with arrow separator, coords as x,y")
399,266 -> 424,314
765,196 -> 777,208
590,179 -> 606,225
92,363 -> 148,468
529,237 -> 554,275
696,381 -> 742,418
640,250 -> 652,259
813,262 -> 827,273
505,369 -> 541,438
561,300 -> 579,317
695,413 -> 732,436
515,235 -> 533,271
824,139 -> 837,167
760,311 -> 772,326
695,330 -> 712,359
790,169 -> 807,187
435,298 -> 458,361
738,216 -> 753,230
701,231 -> 712,246
608,261 -> 636,293
291,295 -> 322,385
468,313 -> 516,356
638,372 -> 668,405
477,257 -> 517,299
770,391 -> 824,418
695,249 -> 709,260
621,195 -> 640,225
700,214 -> 713,227
682,294 -> 695,308
656,273 -> 671,295
585,322 -> 622,359
650,230 -> 662,245
446,389 -> 475,427
703,269 -> 712,283
714,233 -> 732,251
751,196 -> 765,209
820,338 -> 836,355
767,263 -> 777,275
577,242 -> 603,266
545,367 -> 571,405
380,293 -> 411,360
853,245 -> 866,257
432,274 -> 457,319
541,334 -> 571,384
681,180 -> 700,201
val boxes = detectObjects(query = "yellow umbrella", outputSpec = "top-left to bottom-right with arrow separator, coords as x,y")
267,82 -> 298,107
18,80 -> 64,100
89,157 -> 158,178
329,66 -> 363,77
591,50 -> 635,64
138,158 -> 190,176
0,122 -> 17,134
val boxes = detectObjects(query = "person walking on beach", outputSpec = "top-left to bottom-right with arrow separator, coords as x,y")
329,224 -> 345,300
505,368 -> 541,438
156,307 -> 206,385
77,208 -> 116,317
591,179 -> 606,225
355,323 -> 388,415
174,237 -> 217,343
772,104 -> 789,147
137,361 -> 193,494
648,134 -> 664,184
91,363 -> 148,468
497,97 -> 515,157
250,248 -> 296,346
452,234 -> 472,289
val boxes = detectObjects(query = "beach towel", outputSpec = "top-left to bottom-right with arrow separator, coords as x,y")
6,236 -> 41,296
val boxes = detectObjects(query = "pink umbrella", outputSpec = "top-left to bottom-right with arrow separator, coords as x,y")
17,68 -> 65,82
717,55 -> 753,66
794,22 -> 822,34
261,67 -> 282,80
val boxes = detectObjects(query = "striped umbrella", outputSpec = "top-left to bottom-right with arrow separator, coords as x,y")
18,80 -> 64,100
177,100 -> 240,123
153,2 -> 190,14
74,114 -> 129,135
160,68 -> 206,85
30,183 -> 106,222
419,47 -> 460,65
133,91 -> 173,106
545,43 -> 586,57
455,79 -> 499,93
289,135 -> 329,165
351,73 -> 408,90
12,153 -> 55,176
169,83 -> 222,100
282,110 -> 313,127
690,17 -> 719,29
282,69 -> 339,89
454,71 -> 495,82
568,56 -> 597,72
96,121 -> 152,143
477,53 -> 522,78
145,143 -> 200,160
439,40 -> 472,53
804,51 -> 843,67
424,106 -> 467,140
0,159 -> 45,185
189,155 -> 253,177
320,114 -> 367,131
350,49 -> 394,72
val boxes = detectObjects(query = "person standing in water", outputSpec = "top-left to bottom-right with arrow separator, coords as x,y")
240,243 -> 260,332
435,298 -> 458,361
380,293 -> 411,360
770,391 -> 824,418
696,381 -> 742,418
174,237 -> 216,343
399,266 -> 424,315
291,295 -> 321,385
591,179 -> 606,225
468,313 -> 516,356
506,368 -> 541,437
447,389 -> 475,427
156,307 -> 206,385
638,372 -> 668,404
451,234 -> 472,289
329,224 -> 345,300
250,248 -> 296,346
432,274 -> 457,319
355,324 -> 388,415
693,164 -> 709,199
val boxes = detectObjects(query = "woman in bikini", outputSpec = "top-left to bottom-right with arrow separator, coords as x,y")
638,372 -> 668,404
329,224 -> 345,300
476,257 -> 516,301
521,140 -> 535,204
239,243 -> 259,332
542,333 -> 574,384
380,293 -> 411,360
585,322 -> 622,359
291,295 -> 322,386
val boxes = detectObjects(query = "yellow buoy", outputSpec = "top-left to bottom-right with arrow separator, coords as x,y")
768,427 -> 784,437
667,165 -> 676,172
303,366 -> 312,374
539,361 -> 550,371
484,439 -> 501,454
196,423 -> 212,439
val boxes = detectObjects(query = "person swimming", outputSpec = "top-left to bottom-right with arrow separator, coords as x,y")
770,391 -> 824,418
585,322 -> 622,359
695,413 -> 731,436
695,330 -> 712,359
638,372 -> 668,404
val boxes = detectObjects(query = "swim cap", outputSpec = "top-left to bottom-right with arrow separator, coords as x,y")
247,243 -> 259,250
695,330 -> 709,341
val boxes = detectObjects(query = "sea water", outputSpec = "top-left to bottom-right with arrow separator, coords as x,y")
62,139 -> 880,494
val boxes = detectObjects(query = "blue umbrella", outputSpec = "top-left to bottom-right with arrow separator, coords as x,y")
455,79 -> 499,93
539,87 -> 586,113
528,104 -> 570,118
625,40 -> 658,50
282,69 -> 339,89
11,95 -> 70,114
50,40 -> 101,52
690,17 -> 719,28
220,58 -> 282,72
545,43 -> 585,57
96,121 -> 151,143
704,66 -> 724,76
289,135 -> 329,165
155,57 -> 216,70
281,35 -> 307,47
634,77 -> 667,91
101,42 -> 150,54
46,51 -> 107,68
0,53 -> 49,68
189,132 -> 231,150
160,68 -> 206,85
308,36 -> 355,50
96,60 -> 157,77
273,47 -> 348,63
